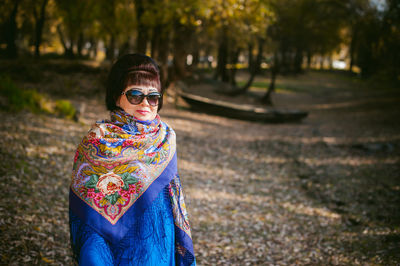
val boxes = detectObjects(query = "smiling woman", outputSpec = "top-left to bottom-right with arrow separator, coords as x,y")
69,54 -> 195,266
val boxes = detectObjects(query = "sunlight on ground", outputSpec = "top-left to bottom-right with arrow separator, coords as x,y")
299,156 -> 400,166
231,134 -> 400,145
280,202 -> 341,220
180,159 -> 238,178
189,187 -> 340,220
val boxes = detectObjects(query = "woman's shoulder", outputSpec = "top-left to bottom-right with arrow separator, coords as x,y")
83,120 -> 124,139
160,119 -> 174,131
86,122 -> 106,138
159,120 -> 177,148
160,120 -> 177,136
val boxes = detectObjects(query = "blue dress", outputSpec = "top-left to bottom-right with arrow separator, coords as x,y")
69,187 -> 176,265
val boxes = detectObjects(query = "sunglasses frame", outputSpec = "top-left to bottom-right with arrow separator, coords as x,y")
121,89 -> 161,106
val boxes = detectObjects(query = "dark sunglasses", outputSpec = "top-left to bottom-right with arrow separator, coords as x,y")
121,89 -> 161,106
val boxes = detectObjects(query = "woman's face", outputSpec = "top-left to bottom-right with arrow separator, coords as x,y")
117,85 -> 159,121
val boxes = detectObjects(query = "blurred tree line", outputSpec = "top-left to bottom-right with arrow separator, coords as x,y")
1,0 -> 399,90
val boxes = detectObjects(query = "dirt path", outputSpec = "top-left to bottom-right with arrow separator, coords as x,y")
1,70 -> 399,265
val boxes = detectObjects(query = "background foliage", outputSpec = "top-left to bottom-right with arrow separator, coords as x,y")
1,0 -> 399,84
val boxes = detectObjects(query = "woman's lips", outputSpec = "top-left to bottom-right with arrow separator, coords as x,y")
136,110 -> 149,115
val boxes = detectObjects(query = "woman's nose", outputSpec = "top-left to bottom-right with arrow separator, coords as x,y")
140,96 -> 151,106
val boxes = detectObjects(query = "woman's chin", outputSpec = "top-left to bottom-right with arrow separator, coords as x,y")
134,113 -> 155,121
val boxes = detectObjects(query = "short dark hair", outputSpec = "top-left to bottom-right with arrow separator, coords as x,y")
105,53 -> 164,111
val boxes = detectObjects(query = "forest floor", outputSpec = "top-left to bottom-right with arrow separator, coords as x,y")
0,61 -> 399,265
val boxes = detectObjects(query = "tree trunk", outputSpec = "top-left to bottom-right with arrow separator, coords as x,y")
158,32 -> 171,89
261,52 -> 279,105
229,48 -> 240,86
5,0 -> 20,58
77,31 -> 84,57
172,22 -> 191,80
254,38 -> 264,74
88,38 -> 97,59
229,38 -> 264,96
348,28 -> 357,73
261,71 -> 276,105
247,43 -> 254,73
294,47 -> 303,73
66,41 -> 74,58
279,48 -> 288,73
150,24 -> 171,88
135,0 -> 148,54
328,55 -> 333,70
213,27 -> 229,82
151,24 -> 163,59
34,0 -> 49,58
57,25 -> 68,52
192,50 -> 199,69
319,56 -> 324,69
119,39 -> 130,57
57,25 -> 74,58
136,26 -> 148,54
106,35 -> 116,61
306,51 -> 312,69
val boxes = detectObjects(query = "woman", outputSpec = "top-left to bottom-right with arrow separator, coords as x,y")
69,54 -> 195,265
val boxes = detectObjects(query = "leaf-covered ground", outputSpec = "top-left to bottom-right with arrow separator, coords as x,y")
0,63 -> 399,265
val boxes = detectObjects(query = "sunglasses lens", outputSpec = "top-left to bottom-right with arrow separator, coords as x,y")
147,94 -> 160,106
126,90 -> 144,104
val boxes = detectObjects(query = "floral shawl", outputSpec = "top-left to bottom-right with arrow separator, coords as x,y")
69,109 -> 195,265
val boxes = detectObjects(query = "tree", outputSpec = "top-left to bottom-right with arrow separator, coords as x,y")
140,0 -> 206,83
1,0 -> 21,58
256,0 -> 348,104
31,0 -> 49,57
349,0 -> 400,79
134,0 -> 148,54
346,0 -> 370,72
54,0 -> 97,58
207,0 -> 272,86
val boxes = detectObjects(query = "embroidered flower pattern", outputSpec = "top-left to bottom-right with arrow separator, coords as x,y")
83,171 -> 141,206
97,172 -> 124,196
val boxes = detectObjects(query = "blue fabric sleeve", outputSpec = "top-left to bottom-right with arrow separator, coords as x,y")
69,208 -> 114,265
79,234 -> 114,266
